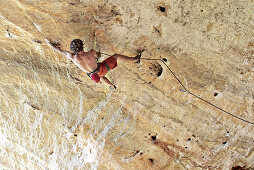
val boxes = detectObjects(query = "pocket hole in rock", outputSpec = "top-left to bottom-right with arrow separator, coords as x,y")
158,6 -> 166,12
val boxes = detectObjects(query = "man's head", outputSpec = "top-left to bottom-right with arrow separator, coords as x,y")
70,39 -> 84,54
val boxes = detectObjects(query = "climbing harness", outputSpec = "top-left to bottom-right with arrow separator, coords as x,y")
101,52 -> 254,125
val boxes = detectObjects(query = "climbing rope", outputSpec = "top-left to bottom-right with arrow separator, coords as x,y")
143,57 -> 254,126
101,52 -> 254,125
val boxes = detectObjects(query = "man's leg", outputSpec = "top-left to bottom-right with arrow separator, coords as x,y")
101,76 -> 116,88
112,54 -> 140,63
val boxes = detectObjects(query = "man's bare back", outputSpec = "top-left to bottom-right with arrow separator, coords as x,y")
46,38 -> 141,88
71,50 -> 98,73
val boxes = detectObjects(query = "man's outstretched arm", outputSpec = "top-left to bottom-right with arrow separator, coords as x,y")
46,39 -> 73,60
101,76 -> 116,89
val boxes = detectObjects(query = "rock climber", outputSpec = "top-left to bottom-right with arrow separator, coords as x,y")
46,39 -> 142,89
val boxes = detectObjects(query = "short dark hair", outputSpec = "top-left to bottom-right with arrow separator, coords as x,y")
70,39 -> 83,54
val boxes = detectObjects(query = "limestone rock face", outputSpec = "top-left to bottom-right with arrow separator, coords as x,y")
0,0 -> 253,169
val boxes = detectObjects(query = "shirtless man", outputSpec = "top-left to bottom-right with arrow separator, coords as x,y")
46,39 -> 141,89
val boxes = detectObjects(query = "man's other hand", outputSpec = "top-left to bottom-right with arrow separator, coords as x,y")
109,85 -> 117,90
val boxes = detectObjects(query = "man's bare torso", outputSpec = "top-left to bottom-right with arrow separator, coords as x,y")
71,49 -> 98,73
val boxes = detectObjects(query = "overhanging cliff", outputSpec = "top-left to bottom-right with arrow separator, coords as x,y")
0,0 -> 253,169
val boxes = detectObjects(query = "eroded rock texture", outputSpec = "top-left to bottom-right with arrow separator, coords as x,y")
0,0 -> 253,169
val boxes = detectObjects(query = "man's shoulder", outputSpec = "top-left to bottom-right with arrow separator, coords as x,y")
81,50 -> 96,57
88,49 -> 96,54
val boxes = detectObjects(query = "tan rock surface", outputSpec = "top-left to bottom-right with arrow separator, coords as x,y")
0,0 -> 253,169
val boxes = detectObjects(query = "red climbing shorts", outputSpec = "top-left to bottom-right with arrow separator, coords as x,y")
97,56 -> 117,77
